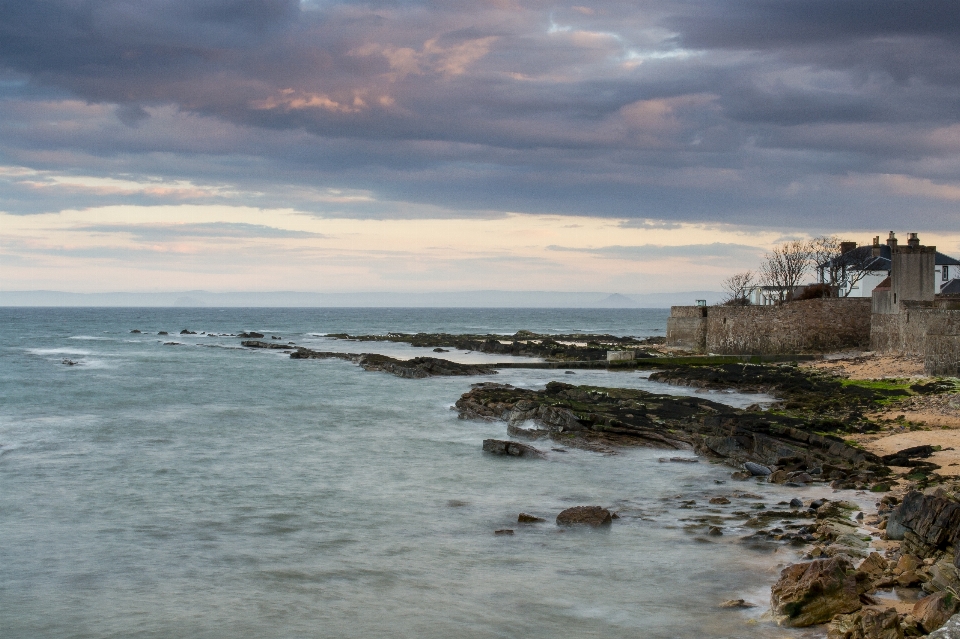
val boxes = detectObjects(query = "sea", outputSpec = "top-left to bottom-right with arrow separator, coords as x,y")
1,307 -> 842,639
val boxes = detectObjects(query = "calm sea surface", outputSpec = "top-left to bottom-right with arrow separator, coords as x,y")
1,308 -> 831,638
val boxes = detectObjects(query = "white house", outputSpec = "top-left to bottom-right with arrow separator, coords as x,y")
818,232 -> 960,298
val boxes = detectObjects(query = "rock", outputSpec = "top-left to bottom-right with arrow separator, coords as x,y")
518,513 -> 546,523
659,457 -> 699,463
130,329 -> 141,333
745,461 -> 772,476
731,471 -> 751,480
771,557 -> 861,627
238,331 -> 264,338
929,614 -> 960,638
482,439 -> 545,458
61,359 -> 77,366
827,607 -> 903,639
564,370 -> 575,374
179,329 -> 196,335
769,469 -> 789,483
556,506 -> 613,526
158,331 -> 168,335
790,498 -> 804,508
858,552 -> 889,580
710,497 -> 731,505
886,491 -> 960,554
914,592 -> 960,634
433,348 -> 448,352
708,526 -> 723,536
494,529 -> 514,535
719,599 -> 756,608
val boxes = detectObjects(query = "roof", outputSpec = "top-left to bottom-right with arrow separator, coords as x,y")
818,244 -> 960,271
940,279 -> 960,295
874,276 -> 891,291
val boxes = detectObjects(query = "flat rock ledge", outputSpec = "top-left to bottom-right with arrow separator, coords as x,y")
482,439 -> 545,458
243,341 -> 497,379
556,506 -> 613,526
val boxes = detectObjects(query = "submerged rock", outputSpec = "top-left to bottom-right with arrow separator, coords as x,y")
719,599 -> 756,609
556,506 -> 612,526
238,331 -> 264,338
518,513 -> 546,523
482,439 -> 545,458
771,556 -> 861,627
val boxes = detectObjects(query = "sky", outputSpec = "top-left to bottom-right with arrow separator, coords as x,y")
2,0 -> 960,294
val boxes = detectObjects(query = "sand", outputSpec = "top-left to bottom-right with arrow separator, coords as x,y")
802,352 -> 926,380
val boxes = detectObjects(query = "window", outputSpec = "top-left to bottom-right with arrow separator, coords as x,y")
944,265 -> 950,282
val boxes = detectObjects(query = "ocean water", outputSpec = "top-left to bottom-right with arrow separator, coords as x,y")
1,308 -> 828,639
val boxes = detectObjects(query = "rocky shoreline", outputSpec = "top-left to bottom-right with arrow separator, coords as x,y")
456,365 -> 960,638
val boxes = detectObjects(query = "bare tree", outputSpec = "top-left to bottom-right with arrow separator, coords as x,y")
809,236 -> 842,286
759,240 -> 812,304
809,235 -> 876,296
721,270 -> 754,305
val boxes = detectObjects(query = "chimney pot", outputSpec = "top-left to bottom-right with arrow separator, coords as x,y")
840,241 -> 857,254
907,232 -> 920,248
886,231 -> 898,247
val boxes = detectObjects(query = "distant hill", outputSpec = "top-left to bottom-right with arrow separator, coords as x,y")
0,289 -> 724,308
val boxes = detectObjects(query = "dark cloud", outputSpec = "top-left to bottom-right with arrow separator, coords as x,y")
0,0 -> 959,229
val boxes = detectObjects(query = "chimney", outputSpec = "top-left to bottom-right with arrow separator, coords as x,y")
907,232 -> 920,248
872,236 -> 881,257
840,241 -> 857,254
886,231 -> 898,248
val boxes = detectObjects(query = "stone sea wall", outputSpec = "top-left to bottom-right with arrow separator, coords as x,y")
871,306 -> 960,375
667,299 -> 872,354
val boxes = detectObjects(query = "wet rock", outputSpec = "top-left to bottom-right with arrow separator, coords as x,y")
518,513 -> 546,523
769,469 -> 789,483
130,329 -> 141,333
158,331 -> 168,335
771,556 -> 861,627
494,529 -> 514,535
709,497 -> 731,505
719,599 -> 756,608
731,471 -> 752,480
659,457 -> 699,463
238,331 -> 264,338
61,359 -> 77,365
790,498 -> 804,508
180,329 -> 196,335
482,439 -> 545,458
914,591 -> 960,634
827,607 -> 904,639
745,461 -> 772,476
433,348 -> 448,352
556,506 -> 612,526
708,526 -> 723,536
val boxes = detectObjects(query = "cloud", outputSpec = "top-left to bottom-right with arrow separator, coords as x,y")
547,242 -> 763,260
76,222 -> 326,240
0,0 -> 959,237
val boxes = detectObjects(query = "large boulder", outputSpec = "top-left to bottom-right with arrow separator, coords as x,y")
556,506 -> 612,526
482,439 -> 545,458
771,557 -> 861,627
886,491 -> 960,556
915,592 -> 960,634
